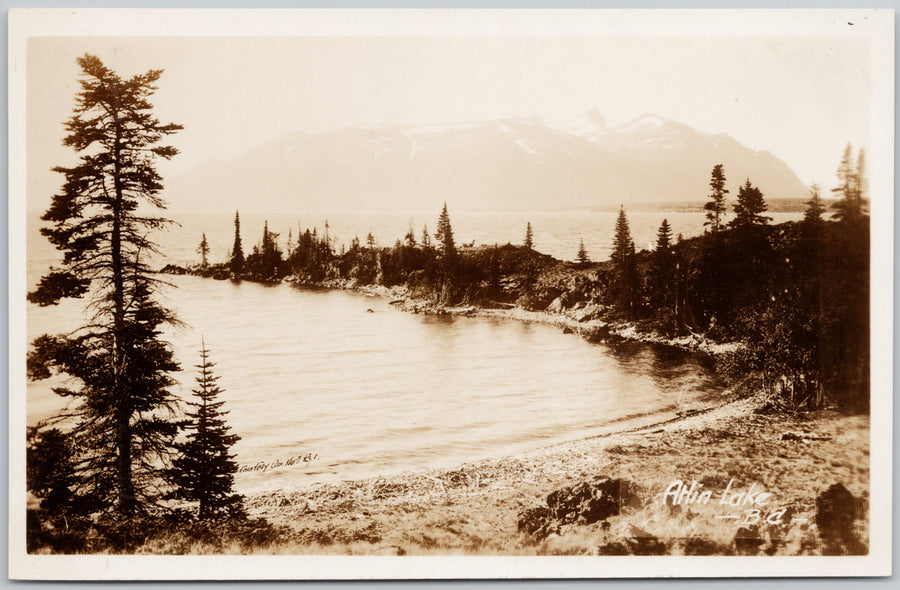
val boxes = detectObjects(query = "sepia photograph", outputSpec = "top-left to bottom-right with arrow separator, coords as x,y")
7,7 -> 894,580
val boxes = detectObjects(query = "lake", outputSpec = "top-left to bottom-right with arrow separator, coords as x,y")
24,208 -> 760,493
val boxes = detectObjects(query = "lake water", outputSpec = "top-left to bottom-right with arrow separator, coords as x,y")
24,209 -> 759,494
26,275 -> 726,494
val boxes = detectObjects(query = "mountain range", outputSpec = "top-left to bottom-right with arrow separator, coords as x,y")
165,110 -> 809,214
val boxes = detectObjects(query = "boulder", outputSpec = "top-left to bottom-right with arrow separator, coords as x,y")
517,476 -> 640,541
546,296 -> 565,314
815,483 -> 867,555
516,506 -> 556,540
733,524 -> 765,555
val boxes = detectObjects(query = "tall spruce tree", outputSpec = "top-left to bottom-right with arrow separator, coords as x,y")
434,203 -> 457,259
197,233 -> 210,269
433,203 -> 458,303
230,211 -> 244,275
171,340 -> 244,520
832,144 -> 867,224
611,206 -> 640,318
651,219 -> 676,311
524,222 -> 534,249
421,223 -> 432,250
27,54 -> 183,515
704,164 -> 729,234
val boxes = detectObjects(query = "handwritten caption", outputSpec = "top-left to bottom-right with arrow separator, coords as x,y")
238,453 -> 319,474
663,479 -> 807,526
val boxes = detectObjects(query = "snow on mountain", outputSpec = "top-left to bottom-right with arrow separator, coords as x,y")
165,111 -> 808,215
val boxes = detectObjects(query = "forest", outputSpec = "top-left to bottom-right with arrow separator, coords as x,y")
192,149 -> 869,412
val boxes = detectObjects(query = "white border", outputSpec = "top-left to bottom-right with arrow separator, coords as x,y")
7,8 -> 894,580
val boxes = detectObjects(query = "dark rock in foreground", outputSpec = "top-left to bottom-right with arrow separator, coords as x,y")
517,476 -> 640,541
815,483 -> 868,555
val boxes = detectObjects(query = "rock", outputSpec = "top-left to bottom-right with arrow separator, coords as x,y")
516,506 -> 556,540
815,483 -> 867,555
517,477 -> 641,541
562,326 -> 574,335
159,263 -> 188,275
366,309 -> 374,313
608,522 -> 667,555
733,525 -> 765,555
546,297 -> 565,314
595,541 -> 630,555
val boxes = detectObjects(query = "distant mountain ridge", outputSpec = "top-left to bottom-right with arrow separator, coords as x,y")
165,111 -> 809,214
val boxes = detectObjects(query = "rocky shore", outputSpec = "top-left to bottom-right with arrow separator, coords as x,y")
239,395 -> 868,556
161,262 -> 738,357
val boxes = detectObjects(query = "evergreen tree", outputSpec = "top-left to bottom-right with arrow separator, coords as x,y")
421,224 -> 432,249
433,203 -> 458,303
803,184 -> 826,225
197,233 -> 210,269
832,144 -> 867,223
651,219 -> 676,311
251,220 -> 282,281
731,179 -> 771,229
404,226 -> 417,248
366,232 -> 376,249
576,239 -> 590,264
704,164 -> 729,234
524,222 -> 534,250
171,340 -> 244,520
26,54 -> 183,515
434,202 -> 457,259
611,206 -> 640,318
230,211 -> 244,275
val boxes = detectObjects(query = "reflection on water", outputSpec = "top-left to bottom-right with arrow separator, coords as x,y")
25,275 -> 725,494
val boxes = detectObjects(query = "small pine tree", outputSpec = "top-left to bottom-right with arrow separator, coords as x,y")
405,226 -> 417,248
576,239 -> 590,264
704,164 -> 729,234
421,224 -> 432,249
366,232 -> 376,249
172,339 -> 244,521
803,184 -> 826,225
731,179 -> 771,229
197,233 -> 210,269
230,211 -> 244,275
524,222 -> 534,250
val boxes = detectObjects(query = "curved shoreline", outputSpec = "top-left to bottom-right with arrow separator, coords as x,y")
240,393 -> 869,556
244,393 -> 753,512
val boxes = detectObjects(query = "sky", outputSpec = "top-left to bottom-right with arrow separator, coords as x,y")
26,33 -> 872,208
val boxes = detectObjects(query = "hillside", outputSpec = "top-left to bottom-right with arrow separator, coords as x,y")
165,112 -> 809,215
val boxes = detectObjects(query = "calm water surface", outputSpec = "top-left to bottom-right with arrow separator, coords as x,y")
26,275 -> 726,493
25,209 -> 741,493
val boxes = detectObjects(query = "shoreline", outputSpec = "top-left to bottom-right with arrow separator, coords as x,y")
287,276 -> 741,357
153,270 -> 868,556
239,393 -> 868,555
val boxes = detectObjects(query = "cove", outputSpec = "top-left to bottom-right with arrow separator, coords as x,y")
26,275 -> 726,494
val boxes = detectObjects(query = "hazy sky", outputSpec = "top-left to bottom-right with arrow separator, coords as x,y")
27,34 -> 871,205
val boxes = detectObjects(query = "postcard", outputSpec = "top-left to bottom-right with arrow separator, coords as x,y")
7,7 -> 893,580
